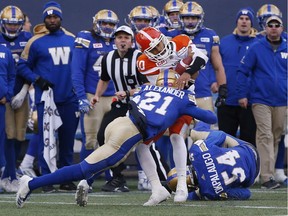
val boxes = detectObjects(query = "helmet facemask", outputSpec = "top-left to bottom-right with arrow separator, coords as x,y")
0,6 -> 24,39
144,33 -> 172,63
93,10 -> 119,39
156,69 -> 179,88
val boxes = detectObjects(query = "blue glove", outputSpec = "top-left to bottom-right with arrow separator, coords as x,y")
79,99 -> 91,114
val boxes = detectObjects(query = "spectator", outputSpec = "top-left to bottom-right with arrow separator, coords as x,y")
236,15 -> 287,189
17,1 -> 79,193
218,8 -> 257,145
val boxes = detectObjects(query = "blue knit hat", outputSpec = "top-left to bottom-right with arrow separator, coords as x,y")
43,1 -> 62,21
236,7 -> 254,26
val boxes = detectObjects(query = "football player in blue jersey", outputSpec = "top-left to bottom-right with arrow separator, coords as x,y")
0,44 -> 16,193
16,68 -> 217,208
17,1 -> 79,193
71,9 -> 119,185
167,121 -> 260,200
179,1 -> 226,111
126,5 -> 154,34
158,0 -> 184,39
0,5 -> 32,192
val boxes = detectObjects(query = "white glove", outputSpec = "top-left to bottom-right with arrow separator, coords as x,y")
27,117 -> 34,131
11,84 -> 29,109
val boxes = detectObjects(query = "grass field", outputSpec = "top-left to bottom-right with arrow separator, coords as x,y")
0,179 -> 287,216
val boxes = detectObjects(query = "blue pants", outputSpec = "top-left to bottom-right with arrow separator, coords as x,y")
0,105 -> 6,168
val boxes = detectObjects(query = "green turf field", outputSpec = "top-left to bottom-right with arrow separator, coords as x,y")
0,180 -> 287,216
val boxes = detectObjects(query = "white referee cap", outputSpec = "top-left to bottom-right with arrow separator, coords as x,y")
114,25 -> 134,38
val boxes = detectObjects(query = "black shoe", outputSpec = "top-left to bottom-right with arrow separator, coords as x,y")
59,182 -> 77,192
42,185 -> 56,193
101,177 -> 129,192
261,178 -> 281,189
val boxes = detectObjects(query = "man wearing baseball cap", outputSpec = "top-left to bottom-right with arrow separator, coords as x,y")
236,13 -> 287,190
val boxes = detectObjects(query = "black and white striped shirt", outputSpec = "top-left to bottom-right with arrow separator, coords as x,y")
101,48 -> 148,93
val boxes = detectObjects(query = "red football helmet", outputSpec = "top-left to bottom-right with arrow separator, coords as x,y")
135,26 -> 172,62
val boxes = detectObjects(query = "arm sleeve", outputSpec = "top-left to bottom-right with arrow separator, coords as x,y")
236,47 -> 256,99
17,42 -> 38,83
71,47 -> 88,100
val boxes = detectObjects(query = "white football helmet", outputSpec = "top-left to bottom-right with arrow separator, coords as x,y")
135,27 -> 172,63
179,1 -> 204,34
256,4 -> 282,30
0,5 -> 24,39
93,9 -> 119,38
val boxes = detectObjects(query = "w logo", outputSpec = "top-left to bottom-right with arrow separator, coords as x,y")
47,10 -> 54,15
48,47 -> 70,65
280,52 -> 288,59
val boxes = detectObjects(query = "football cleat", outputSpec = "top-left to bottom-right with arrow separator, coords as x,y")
16,175 -> 32,208
2,178 -> 19,193
174,187 -> 188,203
138,177 -> 152,191
143,186 -> 171,206
75,180 -> 89,207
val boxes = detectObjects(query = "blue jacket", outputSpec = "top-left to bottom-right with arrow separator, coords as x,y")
0,45 -> 15,101
236,36 -> 287,106
220,33 -> 258,106
17,24 -> 77,104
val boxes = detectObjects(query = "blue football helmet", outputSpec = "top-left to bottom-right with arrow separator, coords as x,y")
163,0 -> 183,29
256,4 -> 282,30
179,1 -> 204,34
126,6 -> 154,32
93,9 -> 119,38
0,5 -> 24,39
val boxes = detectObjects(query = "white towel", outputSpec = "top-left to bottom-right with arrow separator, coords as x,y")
41,87 -> 62,173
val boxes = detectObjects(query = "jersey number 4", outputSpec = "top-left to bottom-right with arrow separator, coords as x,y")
216,150 -> 246,185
